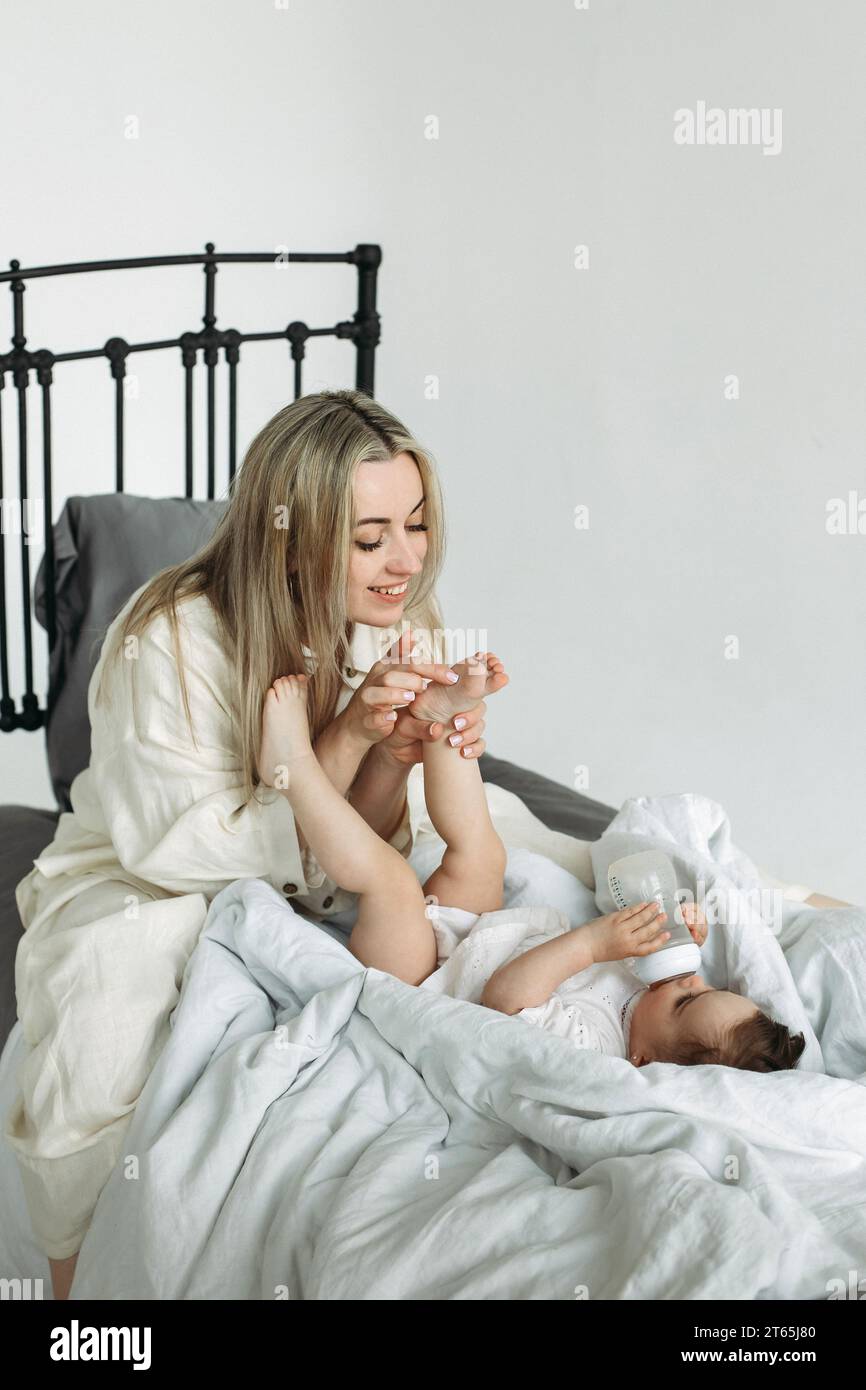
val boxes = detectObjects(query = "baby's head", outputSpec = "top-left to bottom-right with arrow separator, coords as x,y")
628,974 -> 805,1072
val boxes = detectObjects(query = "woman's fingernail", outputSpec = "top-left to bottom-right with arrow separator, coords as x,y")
454,717 -> 467,730
386,712 -> 397,721
461,746 -> 476,757
449,733 -> 463,746
402,692 -> 415,701
446,671 -> 459,683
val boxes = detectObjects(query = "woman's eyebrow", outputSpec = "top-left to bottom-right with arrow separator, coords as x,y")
355,495 -> 425,526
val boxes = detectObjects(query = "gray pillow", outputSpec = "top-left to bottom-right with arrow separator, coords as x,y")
0,806 -> 60,1046
35,494 -> 226,809
477,753 -> 615,841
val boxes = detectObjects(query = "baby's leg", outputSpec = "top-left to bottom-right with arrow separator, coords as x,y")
420,697 -> 507,914
261,676 -> 436,984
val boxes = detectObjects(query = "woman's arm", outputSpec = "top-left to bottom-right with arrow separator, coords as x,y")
307,695 -> 487,851
305,708 -> 413,850
296,634 -> 456,851
312,707 -> 371,797
340,701 -> 489,846
293,708 -> 375,855
346,743 -> 412,844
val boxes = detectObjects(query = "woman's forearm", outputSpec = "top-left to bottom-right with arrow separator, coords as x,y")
305,710 -> 410,849
289,711 -> 370,857
347,744 -> 412,844
312,708 -> 370,797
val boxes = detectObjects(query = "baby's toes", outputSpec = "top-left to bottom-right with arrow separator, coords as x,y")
460,657 -> 490,688
474,650 -> 503,674
463,653 -> 489,675
472,652 -> 509,692
274,673 -> 308,697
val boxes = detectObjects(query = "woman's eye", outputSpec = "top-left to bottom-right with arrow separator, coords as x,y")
675,992 -> 694,1010
355,522 -> 428,553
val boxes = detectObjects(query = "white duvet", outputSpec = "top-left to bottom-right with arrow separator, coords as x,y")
1,793 -> 864,1299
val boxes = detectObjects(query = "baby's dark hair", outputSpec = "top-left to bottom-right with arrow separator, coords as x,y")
663,1007 -> 806,1072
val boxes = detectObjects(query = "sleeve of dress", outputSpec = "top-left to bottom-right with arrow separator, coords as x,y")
516,994 -> 608,1054
88,601 -> 323,900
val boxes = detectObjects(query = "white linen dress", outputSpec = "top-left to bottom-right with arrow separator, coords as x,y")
3,587 -> 423,1258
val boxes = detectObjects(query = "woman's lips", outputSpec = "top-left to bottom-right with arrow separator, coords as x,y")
368,586 -> 407,604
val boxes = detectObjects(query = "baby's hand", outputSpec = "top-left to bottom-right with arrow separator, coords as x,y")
584,901 -> 670,964
680,901 -> 708,947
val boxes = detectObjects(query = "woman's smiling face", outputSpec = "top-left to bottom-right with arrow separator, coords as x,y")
348,453 -> 429,625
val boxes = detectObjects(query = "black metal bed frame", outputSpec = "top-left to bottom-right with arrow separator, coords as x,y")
0,242 -> 382,734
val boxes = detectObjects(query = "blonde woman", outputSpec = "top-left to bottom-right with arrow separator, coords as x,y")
6,389 -> 506,1299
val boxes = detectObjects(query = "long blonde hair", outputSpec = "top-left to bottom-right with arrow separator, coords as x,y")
94,389 -> 447,802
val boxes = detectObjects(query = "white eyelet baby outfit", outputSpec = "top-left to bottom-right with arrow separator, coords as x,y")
422,902 -> 647,1058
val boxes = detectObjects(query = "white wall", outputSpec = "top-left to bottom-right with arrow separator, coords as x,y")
1,0 -> 864,901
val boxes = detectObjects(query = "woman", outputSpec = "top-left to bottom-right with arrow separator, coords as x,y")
6,389 -> 501,1299
6,388 -> 847,1300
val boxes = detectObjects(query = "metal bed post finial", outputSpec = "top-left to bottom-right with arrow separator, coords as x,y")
104,337 -> 130,492
203,243 -> 218,500
0,365 -> 11,734
9,261 -> 43,731
351,243 -> 382,397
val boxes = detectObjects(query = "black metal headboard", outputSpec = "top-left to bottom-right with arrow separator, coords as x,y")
0,242 -> 382,735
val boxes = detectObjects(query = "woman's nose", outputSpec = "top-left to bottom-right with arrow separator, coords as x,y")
388,540 -> 423,574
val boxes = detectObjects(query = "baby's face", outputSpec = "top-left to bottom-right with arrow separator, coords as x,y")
628,973 -> 757,1066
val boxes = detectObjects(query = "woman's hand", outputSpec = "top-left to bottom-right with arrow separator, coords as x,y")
584,901 -> 671,964
339,628 -> 458,748
380,700 -> 488,768
340,628 -> 487,762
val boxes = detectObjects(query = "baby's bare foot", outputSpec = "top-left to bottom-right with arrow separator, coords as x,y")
259,674 -> 315,788
411,652 -> 509,728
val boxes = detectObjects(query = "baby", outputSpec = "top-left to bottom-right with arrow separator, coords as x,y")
258,656 -> 805,1073
479,900 -> 805,1070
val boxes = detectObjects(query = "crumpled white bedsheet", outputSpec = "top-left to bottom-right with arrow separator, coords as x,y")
1,793 -> 864,1299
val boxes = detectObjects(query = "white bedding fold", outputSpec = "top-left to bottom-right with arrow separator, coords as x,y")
0,792 -> 862,1299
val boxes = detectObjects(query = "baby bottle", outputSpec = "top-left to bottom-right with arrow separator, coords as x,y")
607,851 -> 701,987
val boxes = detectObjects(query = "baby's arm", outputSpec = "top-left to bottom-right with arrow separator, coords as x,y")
481,901 -> 668,1015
